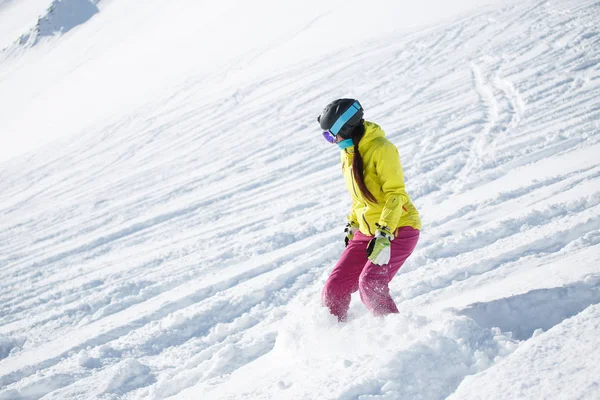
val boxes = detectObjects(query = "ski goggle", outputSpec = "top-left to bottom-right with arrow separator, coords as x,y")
322,130 -> 336,143
323,130 -> 354,150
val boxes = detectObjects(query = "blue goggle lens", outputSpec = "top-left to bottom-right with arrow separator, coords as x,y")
322,130 -> 336,143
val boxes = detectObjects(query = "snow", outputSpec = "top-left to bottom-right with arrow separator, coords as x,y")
0,0 -> 599,399
450,304 -> 600,400
0,0 -> 515,162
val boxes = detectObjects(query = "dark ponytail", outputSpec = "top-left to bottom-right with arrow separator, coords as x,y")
351,120 -> 378,204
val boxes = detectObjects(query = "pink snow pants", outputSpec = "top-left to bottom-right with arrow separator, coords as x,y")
322,226 -> 420,321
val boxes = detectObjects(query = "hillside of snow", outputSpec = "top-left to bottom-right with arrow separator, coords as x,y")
0,0 -> 599,399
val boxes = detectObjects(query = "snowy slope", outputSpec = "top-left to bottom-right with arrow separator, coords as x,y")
0,0 -> 505,162
1,0 -> 599,399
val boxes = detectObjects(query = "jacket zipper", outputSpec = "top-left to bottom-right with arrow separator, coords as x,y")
349,165 -> 359,198
349,164 -> 373,236
362,214 -> 372,236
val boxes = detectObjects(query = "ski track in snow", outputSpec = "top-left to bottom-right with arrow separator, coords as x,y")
1,0 -> 600,399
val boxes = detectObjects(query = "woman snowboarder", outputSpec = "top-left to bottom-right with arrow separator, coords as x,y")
318,99 -> 421,321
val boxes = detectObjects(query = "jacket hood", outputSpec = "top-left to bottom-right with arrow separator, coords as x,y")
344,121 -> 385,154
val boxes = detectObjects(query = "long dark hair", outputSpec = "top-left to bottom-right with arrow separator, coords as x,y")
350,120 -> 378,204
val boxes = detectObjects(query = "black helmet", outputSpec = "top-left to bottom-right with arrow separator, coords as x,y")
318,99 -> 363,139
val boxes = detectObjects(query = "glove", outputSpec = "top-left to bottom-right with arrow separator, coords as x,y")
366,224 -> 394,265
344,222 -> 359,247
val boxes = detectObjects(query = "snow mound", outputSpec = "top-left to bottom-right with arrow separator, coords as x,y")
458,278 -> 600,340
16,0 -> 98,47
449,304 -> 600,400
101,359 -> 154,395
0,358 -> 155,400
177,305 -> 519,399
0,335 -> 25,360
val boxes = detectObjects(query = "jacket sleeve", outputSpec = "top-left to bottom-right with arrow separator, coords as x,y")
375,142 -> 409,229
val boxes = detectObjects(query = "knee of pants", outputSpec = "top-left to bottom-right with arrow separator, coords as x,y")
358,268 -> 385,291
357,274 -> 369,293
322,278 -> 352,304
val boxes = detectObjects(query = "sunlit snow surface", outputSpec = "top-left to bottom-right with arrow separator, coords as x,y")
1,0 -> 600,399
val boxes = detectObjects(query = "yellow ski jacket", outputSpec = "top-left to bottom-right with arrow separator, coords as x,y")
341,121 -> 421,235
